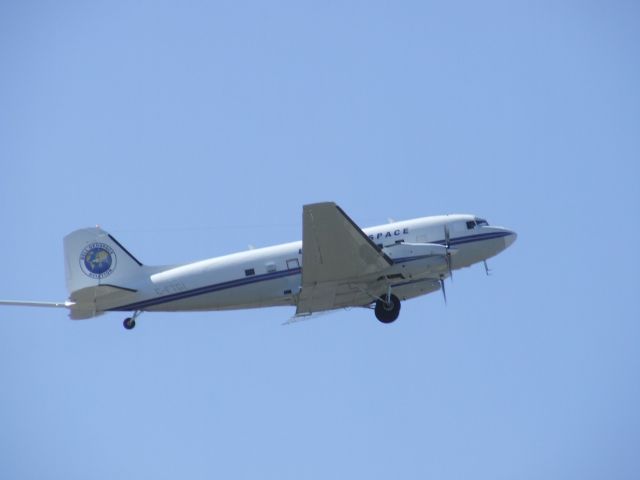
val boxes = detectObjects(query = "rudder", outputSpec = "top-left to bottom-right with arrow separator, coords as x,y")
64,227 -> 143,295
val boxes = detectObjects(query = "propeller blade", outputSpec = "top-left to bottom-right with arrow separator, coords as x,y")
444,224 -> 453,281
483,260 -> 492,276
440,277 -> 447,305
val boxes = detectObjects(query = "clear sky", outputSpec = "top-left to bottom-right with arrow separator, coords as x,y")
1,1 -> 639,479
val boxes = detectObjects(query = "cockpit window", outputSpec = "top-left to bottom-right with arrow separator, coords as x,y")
467,218 -> 489,229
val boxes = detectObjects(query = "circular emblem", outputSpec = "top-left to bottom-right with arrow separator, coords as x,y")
80,243 -> 116,279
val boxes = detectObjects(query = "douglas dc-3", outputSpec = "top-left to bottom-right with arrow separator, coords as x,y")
0,202 -> 516,329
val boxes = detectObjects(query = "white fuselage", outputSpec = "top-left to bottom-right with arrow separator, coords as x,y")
109,214 -> 516,314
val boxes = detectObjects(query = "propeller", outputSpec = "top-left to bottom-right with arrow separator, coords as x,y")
440,275 -> 447,304
483,260 -> 492,276
444,224 -> 453,281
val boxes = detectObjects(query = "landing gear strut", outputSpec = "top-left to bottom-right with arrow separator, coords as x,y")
375,294 -> 401,324
123,311 -> 141,330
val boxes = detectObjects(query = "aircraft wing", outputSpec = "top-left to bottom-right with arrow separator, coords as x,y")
296,202 -> 393,315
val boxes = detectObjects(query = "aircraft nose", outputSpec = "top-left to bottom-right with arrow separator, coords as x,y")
504,230 -> 517,249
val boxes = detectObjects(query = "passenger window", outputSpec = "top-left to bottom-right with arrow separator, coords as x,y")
466,221 -> 476,230
244,268 -> 255,276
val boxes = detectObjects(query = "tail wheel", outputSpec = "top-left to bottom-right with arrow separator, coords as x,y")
375,294 -> 401,323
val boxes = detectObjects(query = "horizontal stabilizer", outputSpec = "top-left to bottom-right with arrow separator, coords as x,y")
68,284 -> 139,319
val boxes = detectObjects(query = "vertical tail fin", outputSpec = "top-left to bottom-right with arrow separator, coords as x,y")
64,227 -> 143,295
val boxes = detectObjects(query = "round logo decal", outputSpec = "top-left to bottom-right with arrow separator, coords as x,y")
80,243 -> 116,279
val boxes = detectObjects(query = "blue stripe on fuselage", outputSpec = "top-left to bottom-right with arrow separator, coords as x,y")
110,267 -> 301,311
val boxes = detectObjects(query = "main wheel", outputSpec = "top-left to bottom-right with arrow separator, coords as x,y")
375,294 -> 401,323
123,317 -> 136,330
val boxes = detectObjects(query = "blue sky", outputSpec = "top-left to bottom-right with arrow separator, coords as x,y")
1,1 -> 639,479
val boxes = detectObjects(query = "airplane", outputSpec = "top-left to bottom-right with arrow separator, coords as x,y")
0,202 -> 516,329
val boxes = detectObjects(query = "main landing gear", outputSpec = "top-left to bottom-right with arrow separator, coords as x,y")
123,311 -> 142,330
375,293 -> 401,324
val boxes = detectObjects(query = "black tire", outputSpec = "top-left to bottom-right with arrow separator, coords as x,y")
375,294 -> 401,323
123,317 -> 136,330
